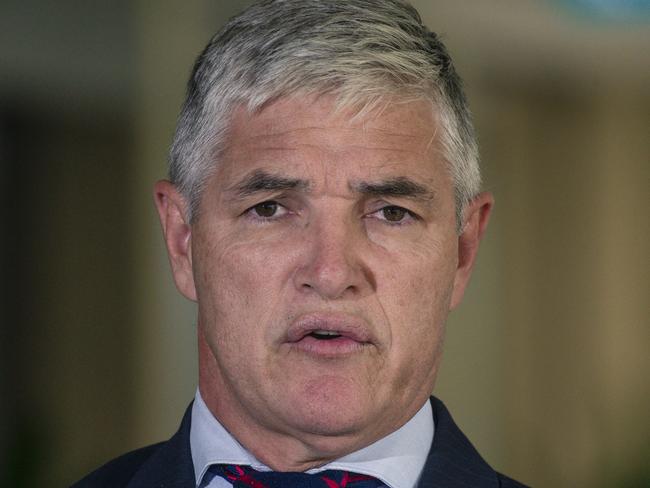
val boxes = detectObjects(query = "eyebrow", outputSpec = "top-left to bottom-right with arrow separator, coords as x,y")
228,170 -> 309,197
352,177 -> 435,202
227,170 -> 434,203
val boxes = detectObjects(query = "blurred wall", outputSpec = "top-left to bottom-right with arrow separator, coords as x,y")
1,1 -> 648,487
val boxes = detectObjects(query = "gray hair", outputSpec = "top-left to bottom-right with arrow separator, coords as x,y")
169,0 -> 481,229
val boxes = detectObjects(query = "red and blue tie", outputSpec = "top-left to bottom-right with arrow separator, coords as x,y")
210,464 -> 385,487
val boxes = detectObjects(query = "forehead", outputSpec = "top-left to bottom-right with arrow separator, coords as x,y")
215,95 -> 448,191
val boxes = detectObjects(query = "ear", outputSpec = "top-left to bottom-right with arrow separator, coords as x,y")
153,180 -> 197,302
450,192 -> 493,310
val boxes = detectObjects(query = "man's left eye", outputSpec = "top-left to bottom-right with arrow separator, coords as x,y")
372,205 -> 415,224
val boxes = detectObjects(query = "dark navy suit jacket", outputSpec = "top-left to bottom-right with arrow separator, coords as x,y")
72,397 -> 529,487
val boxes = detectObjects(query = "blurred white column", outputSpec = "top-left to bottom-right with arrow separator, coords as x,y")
130,0 -> 210,447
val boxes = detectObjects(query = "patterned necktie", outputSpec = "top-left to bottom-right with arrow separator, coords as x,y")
210,464 -> 384,487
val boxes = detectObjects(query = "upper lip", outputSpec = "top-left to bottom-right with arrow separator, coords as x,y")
286,312 -> 374,344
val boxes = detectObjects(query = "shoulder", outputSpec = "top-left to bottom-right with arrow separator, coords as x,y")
423,397 -> 530,488
497,472 -> 530,488
71,402 -> 195,487
71,442 -> 165,488
497,473 -> 528,488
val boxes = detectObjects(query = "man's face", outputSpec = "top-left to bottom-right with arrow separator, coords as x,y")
156,95 -> 491,467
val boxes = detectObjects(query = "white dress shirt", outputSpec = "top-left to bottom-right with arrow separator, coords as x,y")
190,390 -> 434,488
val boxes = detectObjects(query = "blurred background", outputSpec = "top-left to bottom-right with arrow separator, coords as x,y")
1,0 -> 648,486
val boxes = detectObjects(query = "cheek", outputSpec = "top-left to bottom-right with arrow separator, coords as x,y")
379,240 -> 456,362
384,234 -> 457,309
192,231 -> 250,335
194,240 -> 246,310
383,270 -> 451,396
391,269 -> 453,344
192,230 -> 298,339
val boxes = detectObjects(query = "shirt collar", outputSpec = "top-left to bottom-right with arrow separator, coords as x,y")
190,389 -> 434,488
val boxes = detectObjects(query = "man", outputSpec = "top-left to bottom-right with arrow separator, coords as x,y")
75,1 -> 528,487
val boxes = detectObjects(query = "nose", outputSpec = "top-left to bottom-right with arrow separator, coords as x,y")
293,215 -> 374,300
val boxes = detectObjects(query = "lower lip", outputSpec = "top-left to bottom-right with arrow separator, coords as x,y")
287,336 -> 367,356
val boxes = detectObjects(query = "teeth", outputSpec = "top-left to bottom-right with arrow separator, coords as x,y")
313,330 -> 340,336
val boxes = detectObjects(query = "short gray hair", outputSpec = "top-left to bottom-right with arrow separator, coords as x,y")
169,0 -> 481,229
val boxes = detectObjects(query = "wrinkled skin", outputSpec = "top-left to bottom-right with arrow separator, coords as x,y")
154,96 -> 492,471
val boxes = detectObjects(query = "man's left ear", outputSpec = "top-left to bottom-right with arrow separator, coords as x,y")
450,192 -> 494,310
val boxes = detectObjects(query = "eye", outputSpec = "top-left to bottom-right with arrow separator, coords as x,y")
246,200 -> 288,220
382,206 -> 407,222
253,201 -> 278,217
369,205 -> 416,224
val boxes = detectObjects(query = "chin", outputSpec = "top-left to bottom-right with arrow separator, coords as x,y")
293,407 -> 367,437
276,375 -> 377,438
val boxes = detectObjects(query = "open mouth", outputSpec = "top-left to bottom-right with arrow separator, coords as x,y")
308,330 -> 343,340
285,313 -> 373,355
291,329 -> 365,356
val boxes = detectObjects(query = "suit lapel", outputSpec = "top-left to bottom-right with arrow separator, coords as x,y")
126,404 -> 196,488
417,397 -> 499,487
